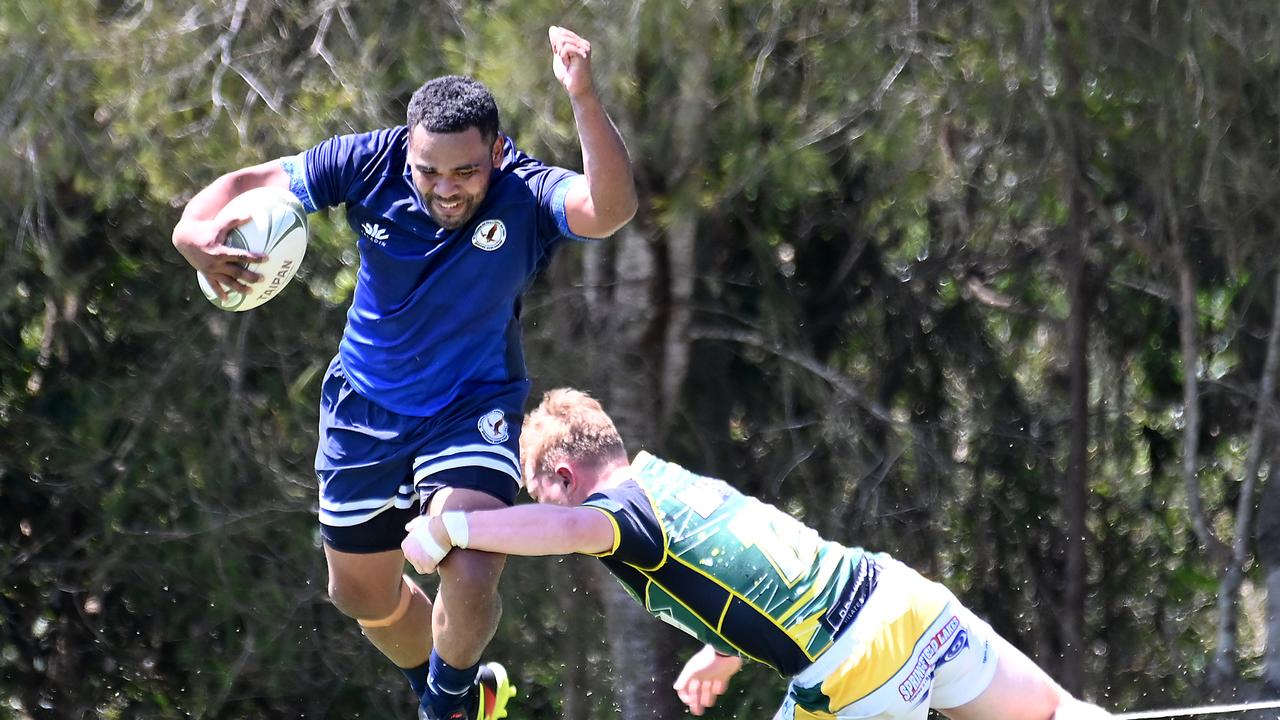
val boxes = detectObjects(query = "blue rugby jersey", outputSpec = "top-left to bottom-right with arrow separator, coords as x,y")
281,127 -> 586,416
583,452 -> 878,676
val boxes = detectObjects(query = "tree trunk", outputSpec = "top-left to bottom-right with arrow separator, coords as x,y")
1209,273 -> 1280,693
598,567 -> 676,719
1174,251 -> 1225,565
1047,11 -> 1093,690
1262,453 -> 1280,694
1061,203 -> 1089,694
583,2 -> 710,716
557,558 -> 591,720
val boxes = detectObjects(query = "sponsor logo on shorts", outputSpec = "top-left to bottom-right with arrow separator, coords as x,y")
472,219 -> 506,251
897,615 -> 963,703
939,629 -> 969,666
478,409 -> 509,444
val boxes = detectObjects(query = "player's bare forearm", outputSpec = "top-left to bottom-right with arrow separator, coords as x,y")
567,92 -> 637,237
171,159 -> 291,292
404,504 -> 615,574
465,505 -> 616,556
179,160 -> 290,223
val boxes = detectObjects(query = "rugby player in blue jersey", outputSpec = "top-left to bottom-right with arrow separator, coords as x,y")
404,389 -> 1112,720
171,27 -> 636,720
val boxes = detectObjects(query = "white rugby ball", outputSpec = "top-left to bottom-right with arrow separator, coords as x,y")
198,186 -> 309,312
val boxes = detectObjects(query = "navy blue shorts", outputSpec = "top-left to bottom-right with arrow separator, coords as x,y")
315,356 -> 526,553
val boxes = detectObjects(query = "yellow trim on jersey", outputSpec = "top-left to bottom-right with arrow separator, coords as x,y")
818,591 -> 949,711
794,709 -> 836,720
581,505 -> 622,558
643,574 -> 719,636
639,570 -> 771,669
628,452 -> 852,667
716,595 -> 732,631
668,551 -> 826,662
782,611 -> 826,655
631,455 -> 671,572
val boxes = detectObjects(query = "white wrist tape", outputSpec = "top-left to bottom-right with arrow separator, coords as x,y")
405,523 -> 450,570
441,511 -> 470,550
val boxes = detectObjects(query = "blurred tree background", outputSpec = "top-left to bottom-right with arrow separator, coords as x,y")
4,0 -> 1280,718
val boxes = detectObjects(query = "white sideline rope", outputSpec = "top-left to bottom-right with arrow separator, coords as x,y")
1114,698 -> 1280,719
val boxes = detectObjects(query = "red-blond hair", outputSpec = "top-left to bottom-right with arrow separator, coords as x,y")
520,388 -> 627,481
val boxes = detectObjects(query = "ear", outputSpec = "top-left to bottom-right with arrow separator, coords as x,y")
491,134 -> 504,165
554,462 -> 574,488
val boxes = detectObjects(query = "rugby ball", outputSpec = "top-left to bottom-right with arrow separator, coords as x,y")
198,186 -> 309,311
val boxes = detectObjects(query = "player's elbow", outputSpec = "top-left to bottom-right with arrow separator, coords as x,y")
614,180 -> 639,224
616,190 -> 639,228
590,190 -> 639,238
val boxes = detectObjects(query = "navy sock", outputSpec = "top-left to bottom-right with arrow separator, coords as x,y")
423,650 -> 479,716
400,659 -> 430,701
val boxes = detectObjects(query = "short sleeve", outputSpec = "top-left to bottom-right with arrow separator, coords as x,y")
501,137 -> 592,247
583,482 -> 665,569
301,128 -> 401,211
279,154 -> 317,213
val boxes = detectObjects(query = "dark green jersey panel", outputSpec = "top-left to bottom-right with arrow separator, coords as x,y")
583,452 -> 877,675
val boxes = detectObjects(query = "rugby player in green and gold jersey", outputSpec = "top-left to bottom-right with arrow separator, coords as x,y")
403,389 -> 1111,720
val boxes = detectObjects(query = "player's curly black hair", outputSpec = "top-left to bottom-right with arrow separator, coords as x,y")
407,76 -> 500,143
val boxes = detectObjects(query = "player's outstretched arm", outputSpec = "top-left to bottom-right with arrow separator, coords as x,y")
171,160 -> 290,298
674,645 -> 743,717
549,25 -> 638,238
402,505 -> 615,574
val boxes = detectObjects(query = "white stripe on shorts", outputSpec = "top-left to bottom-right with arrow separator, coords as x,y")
318,491 -> 415,527
413,455 -> 520,485
413,443 -> 520,471
319,483 -> 414,512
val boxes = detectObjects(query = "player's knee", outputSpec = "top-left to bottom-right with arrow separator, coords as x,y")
327,575 -> 401,621
438,549 -> 505,602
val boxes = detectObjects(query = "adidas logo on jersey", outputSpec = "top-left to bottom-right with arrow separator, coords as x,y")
362,222 -> 389,246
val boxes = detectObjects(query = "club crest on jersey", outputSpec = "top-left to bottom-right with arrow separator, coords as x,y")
478,409 -> 509,444
472,219 -> 507,251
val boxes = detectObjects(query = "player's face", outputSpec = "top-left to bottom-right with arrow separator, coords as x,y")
407,125 -> 503,230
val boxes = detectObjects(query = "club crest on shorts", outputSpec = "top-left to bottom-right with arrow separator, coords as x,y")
472,219 -> 507,251
478,409 -> 509,444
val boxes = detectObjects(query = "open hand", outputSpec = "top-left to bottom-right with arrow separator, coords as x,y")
673,645 -> 742,716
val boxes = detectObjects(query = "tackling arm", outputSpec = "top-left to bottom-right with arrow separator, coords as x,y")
402,505 -> 617,574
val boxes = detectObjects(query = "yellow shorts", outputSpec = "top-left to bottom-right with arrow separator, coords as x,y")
773,557 -> 999,720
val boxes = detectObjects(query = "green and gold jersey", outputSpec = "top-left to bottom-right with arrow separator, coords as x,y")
583,452 -> 878,676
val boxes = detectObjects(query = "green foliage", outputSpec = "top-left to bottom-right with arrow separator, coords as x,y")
5,0 -> 1280,717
